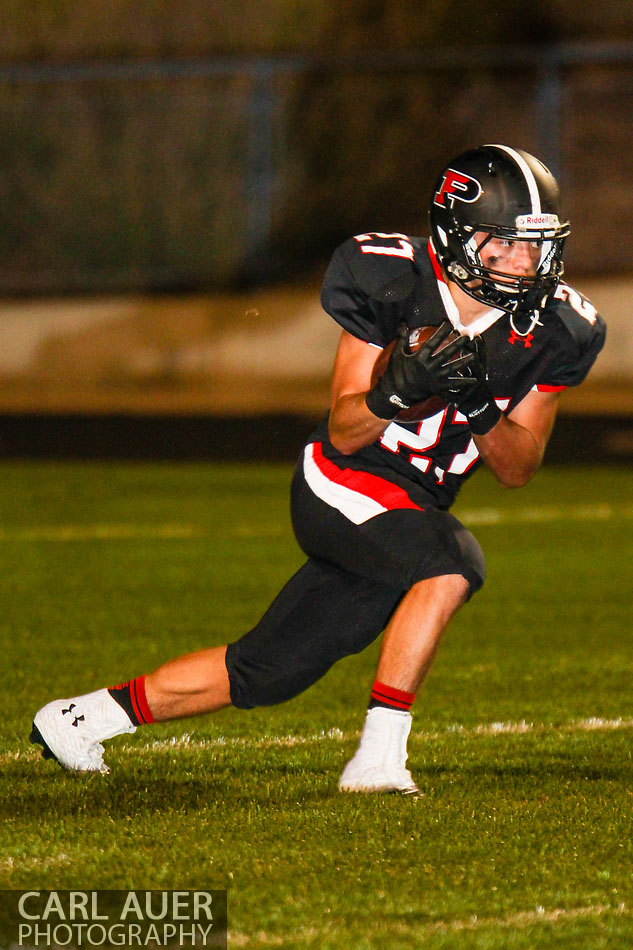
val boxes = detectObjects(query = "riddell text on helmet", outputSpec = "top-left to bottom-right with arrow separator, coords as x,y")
515,213 -> 561,228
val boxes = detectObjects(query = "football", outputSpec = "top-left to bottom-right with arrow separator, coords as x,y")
370,325 -> 460,422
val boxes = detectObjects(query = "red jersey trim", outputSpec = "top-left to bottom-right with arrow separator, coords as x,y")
534,384 -> 568,392
427,239 -> 446,282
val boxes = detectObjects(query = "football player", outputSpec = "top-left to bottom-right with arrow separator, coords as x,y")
31,145 -> 605,794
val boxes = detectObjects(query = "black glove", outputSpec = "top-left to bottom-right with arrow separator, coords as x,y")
366,321 -> 475,420
444,335 -> 501,435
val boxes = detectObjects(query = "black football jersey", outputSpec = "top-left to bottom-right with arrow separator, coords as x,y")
310,231 -> 606,509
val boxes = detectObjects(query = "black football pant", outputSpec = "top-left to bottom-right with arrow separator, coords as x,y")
225,445 -> 486,709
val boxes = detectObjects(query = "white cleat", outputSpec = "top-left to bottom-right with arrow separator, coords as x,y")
339,707 -> 421,795
30,689 -> 136,773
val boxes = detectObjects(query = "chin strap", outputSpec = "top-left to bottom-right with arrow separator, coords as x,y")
509,308 -> 544,337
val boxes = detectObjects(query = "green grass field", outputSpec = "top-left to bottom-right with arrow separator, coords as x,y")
1,459 -> 633,949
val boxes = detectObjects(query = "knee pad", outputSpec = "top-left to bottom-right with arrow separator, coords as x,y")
455,521 -> 486,594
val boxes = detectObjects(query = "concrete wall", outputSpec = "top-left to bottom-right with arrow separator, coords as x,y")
0,272 -> 630,417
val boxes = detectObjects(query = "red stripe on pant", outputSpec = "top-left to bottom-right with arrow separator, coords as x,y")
311,442 -> 424,513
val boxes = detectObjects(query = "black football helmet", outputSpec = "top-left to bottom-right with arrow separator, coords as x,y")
429,144 -> 570,316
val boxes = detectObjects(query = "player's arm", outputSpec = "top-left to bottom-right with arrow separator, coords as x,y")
328,331 -> 390,455
473,389 -> 561,488
328,323 -> 465,455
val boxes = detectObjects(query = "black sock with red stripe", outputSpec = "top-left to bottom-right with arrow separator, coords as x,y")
369,679 -> 415,712
108,677 -> 156,726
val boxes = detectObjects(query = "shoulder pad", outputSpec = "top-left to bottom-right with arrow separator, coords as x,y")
321,233 -> 432,346
539,282 -> 606,388
335,233 -> 423,300
547,283 -> 605,344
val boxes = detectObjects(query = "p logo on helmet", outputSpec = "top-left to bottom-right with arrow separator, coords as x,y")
433,169 -> 482,208
428,144 -> 570,316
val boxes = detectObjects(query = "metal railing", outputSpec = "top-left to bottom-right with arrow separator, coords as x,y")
1,41 -> 632,291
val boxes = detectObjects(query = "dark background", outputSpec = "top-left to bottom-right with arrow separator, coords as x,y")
1,2 -> 633,293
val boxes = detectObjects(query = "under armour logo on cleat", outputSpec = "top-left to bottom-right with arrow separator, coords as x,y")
61,704 -> 85,725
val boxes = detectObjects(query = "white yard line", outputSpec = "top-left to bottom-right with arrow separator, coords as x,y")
454,716 -> 633,737
137,716 -> 633,755
0,502 -> 631,543
457,502 -> 633,526
423,901 -> 628,935
0,523 -> 203,541
228,902 -> 629,946
9,715 -> 632,768
0,853 -> 71,873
